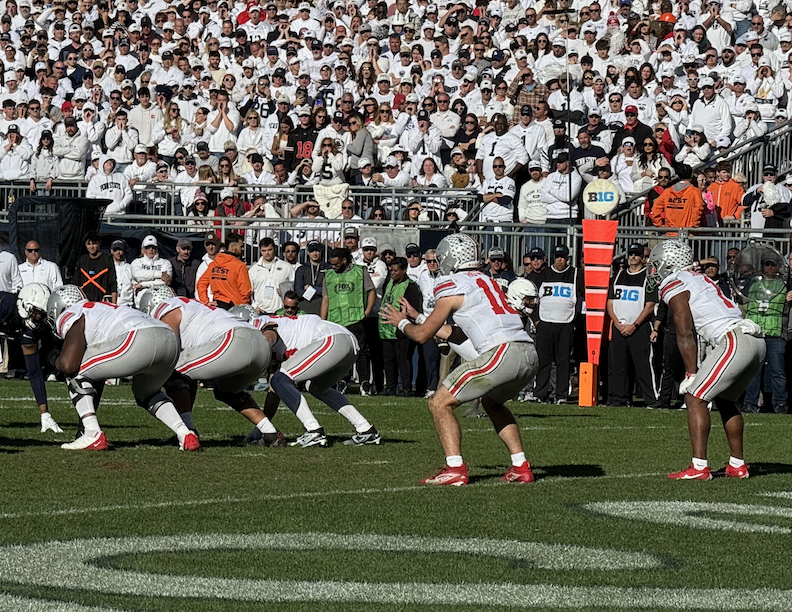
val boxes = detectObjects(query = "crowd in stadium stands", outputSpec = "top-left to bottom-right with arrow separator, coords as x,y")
0,0 -> 791,232
3,227 -> 791,413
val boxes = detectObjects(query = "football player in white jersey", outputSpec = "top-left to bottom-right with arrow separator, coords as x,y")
650,241 -> 766,480
138,288 -> 284,447
381,233 -> 538,486
48,285 -> 200,452
237,309 -> 380,447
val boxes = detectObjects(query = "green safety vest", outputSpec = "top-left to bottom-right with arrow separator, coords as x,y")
379,277 -> 416,340
326,265 -> 365,326
746,277 -> 786,337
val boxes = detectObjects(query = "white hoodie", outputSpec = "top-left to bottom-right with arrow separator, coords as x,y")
0,135 -> 33,179
85,155 -> 133,215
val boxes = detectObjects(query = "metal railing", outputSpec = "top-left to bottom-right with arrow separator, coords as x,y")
616,120 -> 792,227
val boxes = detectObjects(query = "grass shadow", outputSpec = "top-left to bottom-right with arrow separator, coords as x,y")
534,464 -> 606,480
743,462 -> 792,477
514,413 -> 599,419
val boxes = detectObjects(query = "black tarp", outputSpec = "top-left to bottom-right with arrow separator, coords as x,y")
8,197 -> 109,281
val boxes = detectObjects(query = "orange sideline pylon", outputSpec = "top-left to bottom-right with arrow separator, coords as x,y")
580,219 -> 618,406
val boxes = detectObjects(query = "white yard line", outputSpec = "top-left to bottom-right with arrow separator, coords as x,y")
0,472 -> 664,521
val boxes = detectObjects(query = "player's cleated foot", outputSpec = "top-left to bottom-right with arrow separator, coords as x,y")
40,412 -> 64,433
421,463 -> 469,486
718,464 -> 749,479
61,431 -> 108,451
290,428 -> 328,448
343,427 -> 381,446
360,381 -> 372,396
502,462 -> 535,483
254,431 -> 288,447
244,427 -> 263,444
179,431 -> 202,452
668,464 -> 712,480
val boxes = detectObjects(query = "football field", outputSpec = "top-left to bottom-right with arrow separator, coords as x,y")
1,380 -> 792,611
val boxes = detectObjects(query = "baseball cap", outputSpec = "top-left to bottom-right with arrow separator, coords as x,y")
204,232 -> 220,245
553,244 -> 569,258
528,247 -> 545,258
134,144 -> 148,154
306,239 -> 322,252
196,141 -> 209,151
528,160 -> 542,171
176,239 -> 193,249
417,110 -> 430,121
763,164 -> 777,174
142,235 -> 158,248
716,136 -> 731,148
521,104 -> 532,116
358,157 -> 373,168
625,105 -> 638,114
552,118 -> 565,128
627,242 -> 644,255
220,187 -> 234,200
361,237 -> 377,249
111,239 -> 127,250
380,244 -> 396,255
384,156 -> 399,168
405,242 -> 421,256
343,227 -> 359,238
488,246 -> 505,260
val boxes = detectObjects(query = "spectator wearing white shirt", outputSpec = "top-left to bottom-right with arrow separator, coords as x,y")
688,76 -> 734,146
130,234 -> 173,305
0,248 -> 22,293
249,236 -> 295,314
540,152 -> 583,222
18,240 -> 62,289
110,239 -> 135,307
479,156 -> 517,225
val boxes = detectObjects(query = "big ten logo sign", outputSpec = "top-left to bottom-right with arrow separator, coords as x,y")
542,285 -> 572,298
613,288 -> 640,301
587,191 -> 615,203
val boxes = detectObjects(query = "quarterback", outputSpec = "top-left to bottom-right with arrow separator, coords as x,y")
381,233 -> 538,486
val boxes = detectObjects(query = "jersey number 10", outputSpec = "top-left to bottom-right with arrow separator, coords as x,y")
476,278 -> 518,315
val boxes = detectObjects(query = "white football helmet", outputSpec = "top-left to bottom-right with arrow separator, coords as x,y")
17,282 -> 51,329
46,285 -> 86,331
435,233 -> 480,276
506,278 -> 539,316
647,240 -> 694,291
229,304 -> 256,322
137,286 -> 175,315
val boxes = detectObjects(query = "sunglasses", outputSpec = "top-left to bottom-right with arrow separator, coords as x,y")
25,248 -> 40,252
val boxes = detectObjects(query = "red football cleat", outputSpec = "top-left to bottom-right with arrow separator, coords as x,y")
180,432 -> 202,452
668,464 -> 712,480
503,462 -> 535,483
421,464 -> 469,486
723,464 -> 749,479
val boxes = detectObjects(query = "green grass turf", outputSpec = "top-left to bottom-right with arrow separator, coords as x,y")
1,380 -> 792,611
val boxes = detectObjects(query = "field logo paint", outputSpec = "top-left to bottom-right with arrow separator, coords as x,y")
4,532 -> 792,610
583,500 -> 792,534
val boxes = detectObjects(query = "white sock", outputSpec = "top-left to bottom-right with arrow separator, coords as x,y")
692,457 -> 708,471
729,456 -> 745,468
338,405 -> 372,432
180,412 -> 196,431
153,402 -> 189,438
255,418 -> 277,434
511,452 -> 527,467
81,414 -> 100,434
74,395 -> 100,433
446,455 -> 464,468
295,397 -> 321,431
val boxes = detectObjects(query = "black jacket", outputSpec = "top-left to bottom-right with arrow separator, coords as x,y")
168,256 -> 199,298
